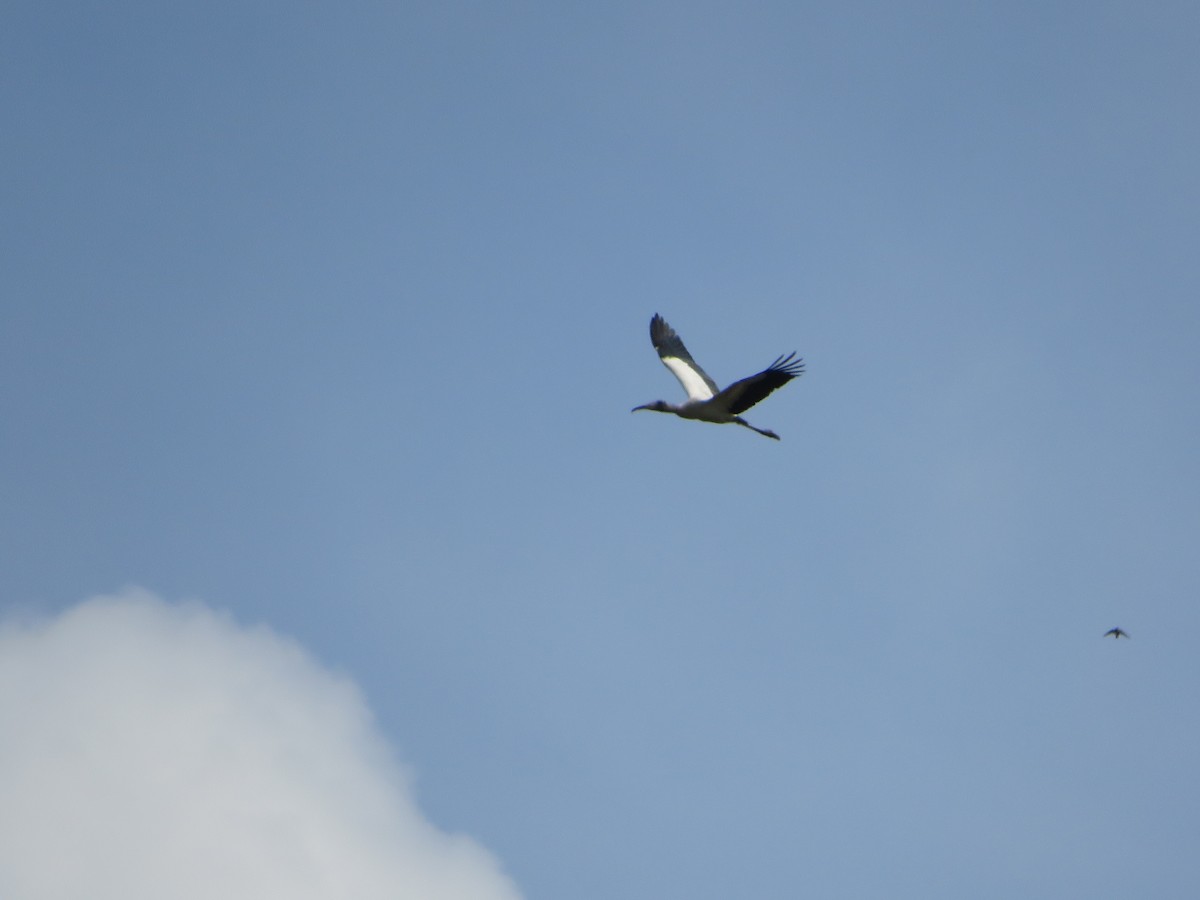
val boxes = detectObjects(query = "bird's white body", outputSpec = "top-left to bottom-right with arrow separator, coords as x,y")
670,398 -> 733,422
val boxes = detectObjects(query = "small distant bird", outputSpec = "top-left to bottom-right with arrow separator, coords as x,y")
1104,628 -> 1130,639
633,314 -> 804,440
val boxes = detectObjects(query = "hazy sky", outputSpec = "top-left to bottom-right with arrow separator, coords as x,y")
3,3 -> 1200,898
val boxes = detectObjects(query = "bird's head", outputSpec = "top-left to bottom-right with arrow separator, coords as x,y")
632,400 -> 670,413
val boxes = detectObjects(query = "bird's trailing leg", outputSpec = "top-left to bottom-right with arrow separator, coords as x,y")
733,417 -> 780,440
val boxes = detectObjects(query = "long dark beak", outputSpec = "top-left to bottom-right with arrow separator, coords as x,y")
631,403 -> 652,412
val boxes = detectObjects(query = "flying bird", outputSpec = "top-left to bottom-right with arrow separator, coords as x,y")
1104,628 -> 1130,639
633,314 -> 804,440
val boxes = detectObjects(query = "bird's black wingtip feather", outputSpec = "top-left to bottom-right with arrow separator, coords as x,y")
767,352 -> 805,378
649,313 -> 673,344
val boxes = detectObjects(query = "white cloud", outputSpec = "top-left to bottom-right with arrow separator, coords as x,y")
0,588 -> 522,900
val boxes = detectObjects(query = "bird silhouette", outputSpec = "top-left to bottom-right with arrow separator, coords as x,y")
1103,627 -> 1129,639
633,314 -> 804,439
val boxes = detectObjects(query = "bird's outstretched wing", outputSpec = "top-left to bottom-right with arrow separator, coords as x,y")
1104,628 -> 1129,638
650,314 -> 719,402
717,353 -> 805,414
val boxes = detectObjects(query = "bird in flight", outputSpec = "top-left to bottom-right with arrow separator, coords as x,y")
1104,627 -> 1130,639
633,314 -> 804,440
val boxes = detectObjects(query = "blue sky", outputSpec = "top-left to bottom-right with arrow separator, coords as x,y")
3,2 -> 1199,897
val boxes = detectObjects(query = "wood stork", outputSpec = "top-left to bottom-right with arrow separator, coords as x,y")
633,314 -> 804,440
1104,627 -> 1130,639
